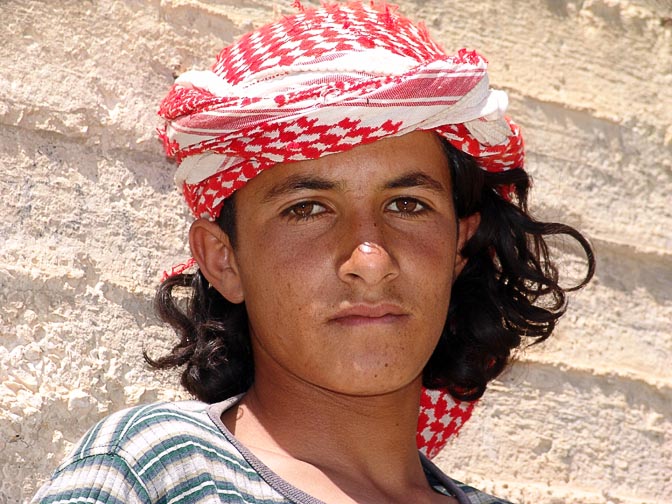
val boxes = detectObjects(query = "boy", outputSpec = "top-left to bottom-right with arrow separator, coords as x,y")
33,3 -> 594,503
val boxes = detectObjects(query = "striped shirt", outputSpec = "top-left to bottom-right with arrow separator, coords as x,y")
32,397 -> 514,504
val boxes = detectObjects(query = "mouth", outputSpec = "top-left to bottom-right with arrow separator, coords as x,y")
329,304 -> 409,326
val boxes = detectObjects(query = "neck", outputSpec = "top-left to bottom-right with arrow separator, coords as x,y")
222,364 -> 426,489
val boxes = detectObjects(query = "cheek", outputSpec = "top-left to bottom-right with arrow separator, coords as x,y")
237,233 -> 331,329
251,221 -> 337,278
400,222 -> 458,284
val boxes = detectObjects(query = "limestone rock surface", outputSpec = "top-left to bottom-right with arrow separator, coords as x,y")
1,1 -> 670,503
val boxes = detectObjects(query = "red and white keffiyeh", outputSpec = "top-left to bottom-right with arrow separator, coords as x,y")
159,1 -> 524,458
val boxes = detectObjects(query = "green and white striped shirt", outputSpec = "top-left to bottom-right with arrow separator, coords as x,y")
32,397 -> 513,504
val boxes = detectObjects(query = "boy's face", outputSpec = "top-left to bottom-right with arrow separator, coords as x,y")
219,131 -> 472,396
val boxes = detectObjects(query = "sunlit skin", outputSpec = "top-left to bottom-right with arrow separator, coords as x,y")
190,131 -> 480,504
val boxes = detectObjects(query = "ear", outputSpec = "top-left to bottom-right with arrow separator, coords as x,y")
454,212 -> 481,277
189,218 -> 245,304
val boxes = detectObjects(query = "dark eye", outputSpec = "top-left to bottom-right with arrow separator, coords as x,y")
386,197 -> 426,215
285,201 -> 326,220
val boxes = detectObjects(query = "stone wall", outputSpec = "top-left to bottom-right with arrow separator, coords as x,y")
1,1 -> 670,502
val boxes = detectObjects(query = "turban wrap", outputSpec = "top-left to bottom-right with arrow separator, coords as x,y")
158,1 -> 525,459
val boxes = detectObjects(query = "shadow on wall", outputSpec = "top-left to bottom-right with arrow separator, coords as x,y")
595,240 -> 672,305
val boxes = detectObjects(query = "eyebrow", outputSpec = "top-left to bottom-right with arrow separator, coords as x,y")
262,174 -> 343,202
262,170 -> 447,202
384,172 -> 447,193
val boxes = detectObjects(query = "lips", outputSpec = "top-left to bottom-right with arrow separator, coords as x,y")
329,304 -> 408,326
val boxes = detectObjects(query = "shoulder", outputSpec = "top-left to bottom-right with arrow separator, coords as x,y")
58,400 -> 221,468
421,453 -> 516,504
33,400 -> 279,503
453,480 -> 516,504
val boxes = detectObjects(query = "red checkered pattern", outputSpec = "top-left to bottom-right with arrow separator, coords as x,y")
158,2 -> 524,220
417,387 -> 476,458
158,1 -> 524,458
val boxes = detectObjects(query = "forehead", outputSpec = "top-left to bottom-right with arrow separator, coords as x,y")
238,131 -> 452,202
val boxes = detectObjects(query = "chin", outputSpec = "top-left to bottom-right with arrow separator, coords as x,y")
317,366 -> 423,397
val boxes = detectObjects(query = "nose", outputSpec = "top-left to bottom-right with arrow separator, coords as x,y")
338,241 -> 399,286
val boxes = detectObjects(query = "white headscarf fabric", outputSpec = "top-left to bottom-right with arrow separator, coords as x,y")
158,2 -> 524,220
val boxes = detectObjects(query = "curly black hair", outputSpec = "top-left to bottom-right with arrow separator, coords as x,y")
146,138 -> 595,403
